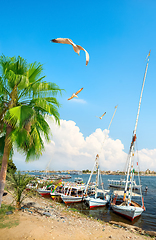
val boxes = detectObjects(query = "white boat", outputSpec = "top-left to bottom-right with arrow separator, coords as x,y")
61,194 -> 83,204
85,189 -> 110,208
111,200 -> 144,221
74,177 -> 83,184
108,179 -> 141,190
84,154 -> 110,208
84,107 -> 119,208
111,51 -> 150,221
37,188 -> 51,196
61,185 -> 85,204
26,182 -> 38,191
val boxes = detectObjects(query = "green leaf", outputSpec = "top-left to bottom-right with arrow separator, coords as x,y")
7,106 -> 33,127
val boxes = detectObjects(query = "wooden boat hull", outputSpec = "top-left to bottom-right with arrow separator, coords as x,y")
50,192 -> 62,201
37,189 -> 51,196
85,196 -> 109,208
111,203 -> 144,221
61,194 -> 83,204
108,184 -> 140,190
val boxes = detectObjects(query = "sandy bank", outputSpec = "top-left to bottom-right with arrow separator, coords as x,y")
0,192 -> 152,240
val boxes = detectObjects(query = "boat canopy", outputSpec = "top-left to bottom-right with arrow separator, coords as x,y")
113,190 -> 141,197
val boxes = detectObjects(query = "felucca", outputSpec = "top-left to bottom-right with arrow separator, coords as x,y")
84,154 -> 110,208
84,105 -> 118,208
111,51 -> 150,221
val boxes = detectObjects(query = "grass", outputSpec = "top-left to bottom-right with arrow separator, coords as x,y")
0,204 -> 19,229
68,207 -> 79,212
0,204 -> 15,217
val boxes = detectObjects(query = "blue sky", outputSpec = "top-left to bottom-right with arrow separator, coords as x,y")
1,0 -> 156,170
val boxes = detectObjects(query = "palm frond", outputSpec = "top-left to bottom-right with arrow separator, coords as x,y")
18,76 -> 46,101
5,106 -> 34,128
28,62 -> 43,82
6,171 -> 31,207
0,55 -> 61,167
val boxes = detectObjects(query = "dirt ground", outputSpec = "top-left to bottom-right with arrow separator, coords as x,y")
0,192 -> 153,240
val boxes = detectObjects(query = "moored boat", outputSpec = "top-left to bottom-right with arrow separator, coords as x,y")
84,154 -> 110,208
37,188 -> 51,196
61,185 -> 85,204
85,189 -> 110,208
110,51 -> 150,221
74,177 -> 83,184
108,179 -> 141,190
111,200 -> 144,221
37,184 -> 54,196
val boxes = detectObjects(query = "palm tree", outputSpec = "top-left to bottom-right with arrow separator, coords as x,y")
6,171 -> 32,210
0,55 -> 62,207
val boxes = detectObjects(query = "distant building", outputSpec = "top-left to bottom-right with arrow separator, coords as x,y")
145,169 -> 150,174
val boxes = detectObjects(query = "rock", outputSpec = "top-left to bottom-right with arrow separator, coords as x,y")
133,226 -> 141,232
43,212 -> 51,217
6,211 -> 13,215
145,230 -> 156,237
140,230 -> 145,235
109,221 -> 117,225
3,192 -> 7,196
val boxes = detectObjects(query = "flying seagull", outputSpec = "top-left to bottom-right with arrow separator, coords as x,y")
68,88 -> 83,100
51,38 -> 89,66
96,112 -> 106,120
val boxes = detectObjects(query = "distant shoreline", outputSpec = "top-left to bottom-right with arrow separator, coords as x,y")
21,170 -> 156,177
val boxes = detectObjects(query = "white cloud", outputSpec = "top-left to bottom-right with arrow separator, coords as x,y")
136,149 -> 156,171
12,117 -> 156,171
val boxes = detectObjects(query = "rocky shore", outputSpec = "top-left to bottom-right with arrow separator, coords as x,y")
0,192 -> 155,240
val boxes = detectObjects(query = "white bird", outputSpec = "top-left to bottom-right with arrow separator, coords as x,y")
51,38 -> 89,66
96,112 -> 106,119
68,88 -> 83,100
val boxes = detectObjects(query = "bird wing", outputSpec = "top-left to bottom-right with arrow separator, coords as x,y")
75,88 -> 83,95
51,38 -> 80,56
101,112 -> 106,118
51,38 -> 74,45
76,45 -> 89,66
68,95 -> 74,100
51,38 -> 89,65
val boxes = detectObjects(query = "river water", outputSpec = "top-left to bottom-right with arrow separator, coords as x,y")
28,172 -> 156,231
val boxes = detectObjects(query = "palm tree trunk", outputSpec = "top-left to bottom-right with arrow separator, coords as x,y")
16,201 -> 21,210
0,125 -> 12,207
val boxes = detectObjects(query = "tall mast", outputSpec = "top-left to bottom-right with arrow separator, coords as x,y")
84,106 -> 118,195
100,105 -> 118,153
123,50 -> 150,202
108,105 -> 118,131
133,50 -> 150,135
84,154 -> 99,194
95,155 -> 99,198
